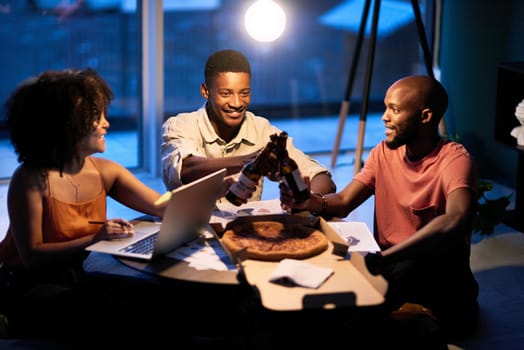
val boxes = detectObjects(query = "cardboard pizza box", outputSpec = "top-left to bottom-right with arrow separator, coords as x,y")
214,214 -> 388,311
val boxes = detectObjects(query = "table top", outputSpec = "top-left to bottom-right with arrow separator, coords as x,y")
83,200 -> 385,312
108,200 -> 283,285
118,254 -> 241,285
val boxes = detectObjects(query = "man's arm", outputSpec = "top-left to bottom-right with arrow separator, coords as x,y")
280,179 -> 372,218
309,172 -> 336,195
180,152 -> 258,184
160,112 -> 260,188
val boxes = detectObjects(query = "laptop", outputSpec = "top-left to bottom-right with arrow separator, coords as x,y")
86,168 -> 226,261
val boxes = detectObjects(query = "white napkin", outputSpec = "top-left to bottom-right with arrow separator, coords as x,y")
269,259 -> 334,289
511,125 -> 524,146
512,99 -> 524,146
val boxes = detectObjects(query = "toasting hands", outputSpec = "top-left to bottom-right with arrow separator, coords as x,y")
279,176 -> 311,213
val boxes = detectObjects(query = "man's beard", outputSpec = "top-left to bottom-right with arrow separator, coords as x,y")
385,121 -> 418,150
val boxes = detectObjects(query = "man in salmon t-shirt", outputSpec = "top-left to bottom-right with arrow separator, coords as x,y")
280,75 -> 479,347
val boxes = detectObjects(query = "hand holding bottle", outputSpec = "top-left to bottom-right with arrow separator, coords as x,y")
278,174 -> 312,213
225,131 -> 305,206
225,142 -> 278,206
275,131 -> 310,203
265,133 -> 282,181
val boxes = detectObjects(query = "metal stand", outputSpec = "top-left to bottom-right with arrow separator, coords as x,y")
330,0 -> 445,173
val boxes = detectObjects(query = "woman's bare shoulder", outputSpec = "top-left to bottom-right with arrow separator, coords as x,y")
8,164 -> 47,195
88,155 -> 124,170
87,155 -> 130,181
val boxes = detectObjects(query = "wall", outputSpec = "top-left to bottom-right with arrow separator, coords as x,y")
439,0 -> 524,187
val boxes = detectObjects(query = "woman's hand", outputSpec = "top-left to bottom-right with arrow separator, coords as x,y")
93,218 -> 134,241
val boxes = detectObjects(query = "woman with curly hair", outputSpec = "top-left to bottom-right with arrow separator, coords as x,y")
0,68 -> 166,343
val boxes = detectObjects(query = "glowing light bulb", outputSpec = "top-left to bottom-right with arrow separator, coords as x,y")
244,0 -> 286,43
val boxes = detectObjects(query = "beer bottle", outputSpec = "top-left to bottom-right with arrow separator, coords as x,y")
225,141 -> 277,206
276,131 -> 310,203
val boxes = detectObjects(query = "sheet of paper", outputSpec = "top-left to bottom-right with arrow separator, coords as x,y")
327,221 -> 381,252
269,258 -> 334,289
211,198 -> 286,227
167,237 -> 237,271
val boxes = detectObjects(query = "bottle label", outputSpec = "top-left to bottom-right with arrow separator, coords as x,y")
284,168 -> 310,202
285,169 -> 308,192
228,173 -> 258,200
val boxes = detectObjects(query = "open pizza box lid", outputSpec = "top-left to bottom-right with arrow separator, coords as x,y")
214,213 -> 387,311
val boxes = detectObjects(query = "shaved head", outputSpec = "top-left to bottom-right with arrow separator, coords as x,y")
389,75 -> 448,121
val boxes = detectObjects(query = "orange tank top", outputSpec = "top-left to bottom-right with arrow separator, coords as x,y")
0,157 -> 107,265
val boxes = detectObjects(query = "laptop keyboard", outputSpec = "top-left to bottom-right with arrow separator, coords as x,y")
120,232 -> 159,255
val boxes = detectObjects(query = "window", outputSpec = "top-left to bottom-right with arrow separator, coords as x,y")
0,0 -> 435,180
0,0 -> 140,179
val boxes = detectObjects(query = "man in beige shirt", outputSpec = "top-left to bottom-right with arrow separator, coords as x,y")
161,49 -> 335,204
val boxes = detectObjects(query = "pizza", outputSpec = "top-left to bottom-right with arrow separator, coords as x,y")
220,219 -> 329,262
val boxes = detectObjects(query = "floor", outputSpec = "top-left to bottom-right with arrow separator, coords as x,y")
0,114 -> 523,349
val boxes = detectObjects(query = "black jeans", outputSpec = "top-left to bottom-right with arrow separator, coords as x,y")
372,252 -> 480,342
0,263 -> 184,344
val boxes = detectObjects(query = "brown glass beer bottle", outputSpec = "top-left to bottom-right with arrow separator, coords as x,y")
225,142 -> 276,206
276,131 -> 310,203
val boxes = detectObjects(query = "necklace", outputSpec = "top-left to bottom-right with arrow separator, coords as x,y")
65,174 -> 80,202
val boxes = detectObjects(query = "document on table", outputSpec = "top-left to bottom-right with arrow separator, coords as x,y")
211,198 -> 285,227
167,236 -> 237,271
327,221 -> 381,253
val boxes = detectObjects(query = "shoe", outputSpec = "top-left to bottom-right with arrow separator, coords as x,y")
390,302 -> 437,321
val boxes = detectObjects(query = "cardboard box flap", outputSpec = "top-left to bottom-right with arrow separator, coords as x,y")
318,217 -> 350,256
241,251 -> 387,311
223,213 -> 320,231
